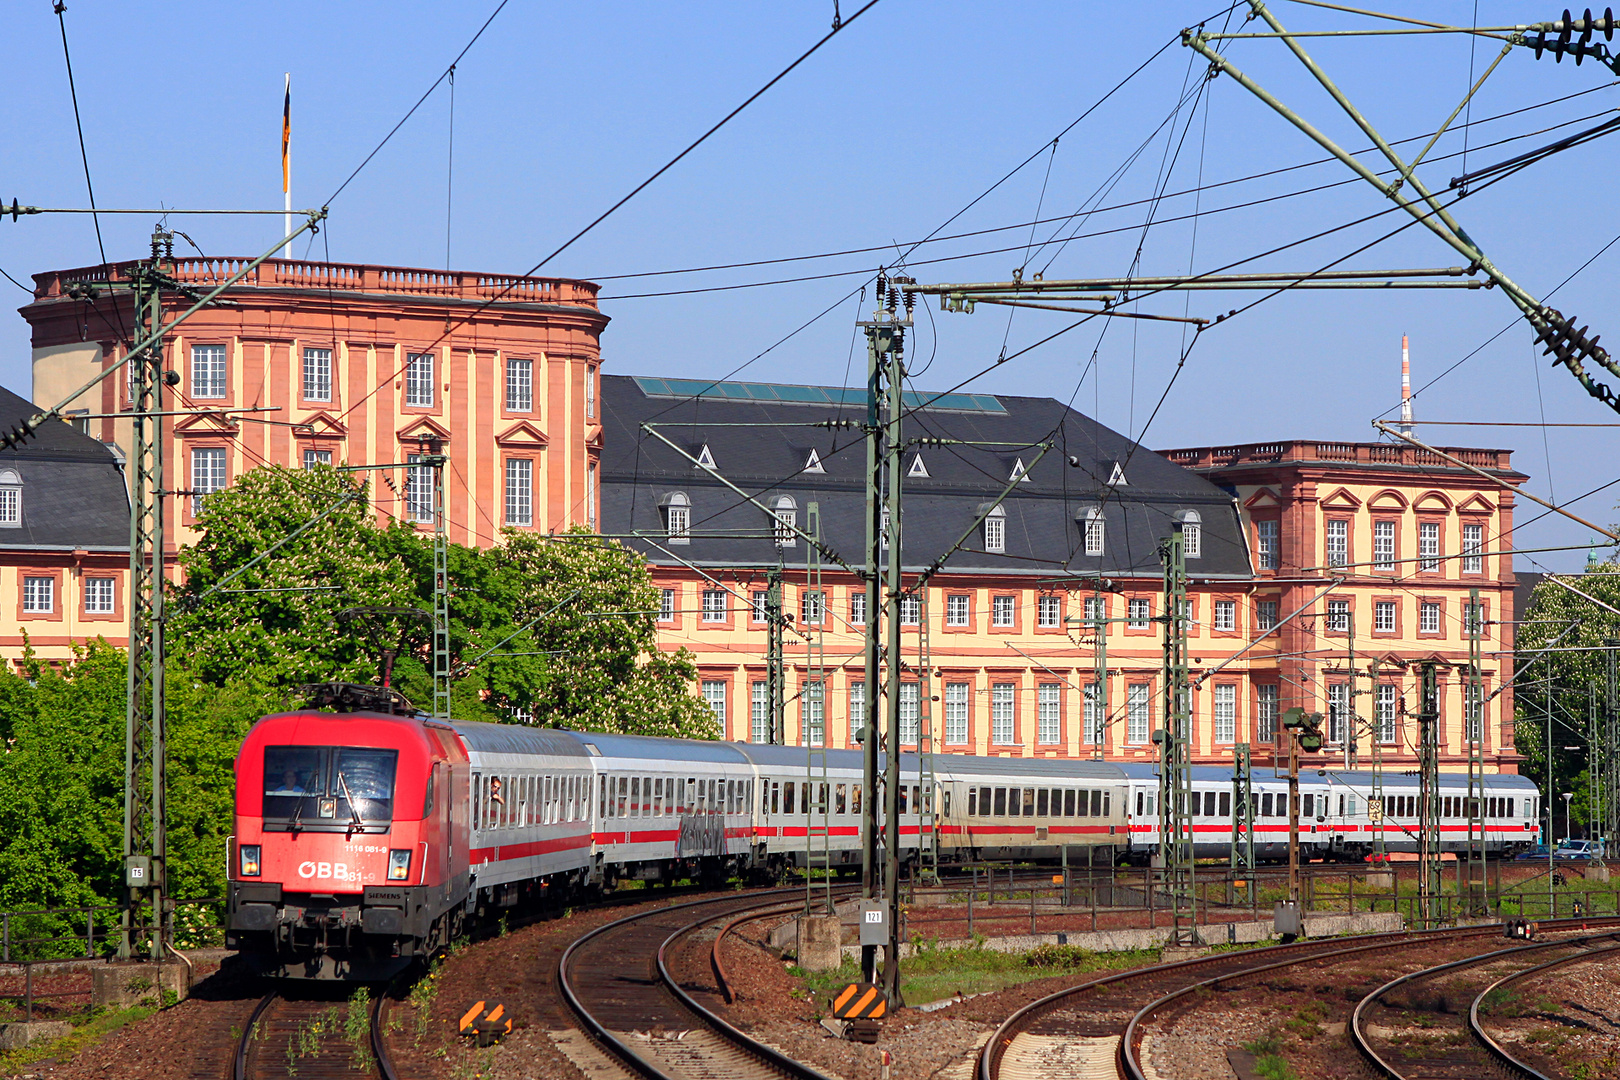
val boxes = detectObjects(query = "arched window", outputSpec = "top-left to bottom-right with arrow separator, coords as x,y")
0,468 -> 20,528
661,491 -> 690,544
984,504 -> 1005,553
772,495 -> 797,547
1177,510 -> 1202,558
1083,507 -> 1105,557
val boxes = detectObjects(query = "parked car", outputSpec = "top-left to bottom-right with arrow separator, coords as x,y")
1515,843 -> 1551,860
1554,839 -> 1601,860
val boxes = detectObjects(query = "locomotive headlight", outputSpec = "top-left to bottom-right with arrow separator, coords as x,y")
239,844 -> 262,878
387,849 -> 412,881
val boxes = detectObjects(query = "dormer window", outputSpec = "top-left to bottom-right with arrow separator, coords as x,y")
1177,510 -> 1202,558
984,505 -> 1005,553
661,491 -> 691,544
1083,507 -> 1105,557
772,495 -> 797,547
0,468 -> 21,528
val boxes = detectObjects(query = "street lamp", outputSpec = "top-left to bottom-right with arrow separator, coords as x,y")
1563,792 -> 1576,845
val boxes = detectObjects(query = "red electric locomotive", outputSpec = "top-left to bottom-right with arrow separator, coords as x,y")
226,686 -> 470,980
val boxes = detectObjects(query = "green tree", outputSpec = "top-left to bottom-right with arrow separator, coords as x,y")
0,641 -> 273,954
446,529 -> 717,738
171,466 -> 715,738
169,464 -> 422,687
1514,562 -> 1620,833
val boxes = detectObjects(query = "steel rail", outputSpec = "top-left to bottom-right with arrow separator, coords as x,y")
656,896 -> 855,1080
980,916 -> 1620,1080
1119,930 -> 1470,1080
370,980 -> 401,1080
558,887 -> 844,1080
232,990 -> 278,1080
978,929 -> 1409,1080
1469,940 -> 1620,1080
710,899 -> 812,1006
1351,925 -> 1620,1079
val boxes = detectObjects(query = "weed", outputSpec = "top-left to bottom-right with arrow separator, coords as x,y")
345,989 -> 375,1073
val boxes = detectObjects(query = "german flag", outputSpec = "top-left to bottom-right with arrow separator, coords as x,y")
281,74 -> 291,194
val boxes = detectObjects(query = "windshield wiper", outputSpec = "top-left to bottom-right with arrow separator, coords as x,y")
336,770 -> 365,836
289,795 -> 304,834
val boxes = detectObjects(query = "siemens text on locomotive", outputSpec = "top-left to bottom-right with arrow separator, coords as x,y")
226,700 -> 1541,979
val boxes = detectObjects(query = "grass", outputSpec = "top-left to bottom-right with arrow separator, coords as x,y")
793,937 -> 1162,1008
1243,1035 -> 1300,1080
0,1001 -> 160,1076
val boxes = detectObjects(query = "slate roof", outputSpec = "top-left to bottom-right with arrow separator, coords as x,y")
0,385 -> 129,550
600,375 -> 1251,580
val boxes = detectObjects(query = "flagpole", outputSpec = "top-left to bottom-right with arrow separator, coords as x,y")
282,73 -> 292,259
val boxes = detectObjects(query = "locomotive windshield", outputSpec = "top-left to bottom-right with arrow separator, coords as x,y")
263,745 -> 398,830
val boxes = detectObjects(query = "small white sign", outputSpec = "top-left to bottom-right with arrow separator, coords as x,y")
864,910 -> 883,923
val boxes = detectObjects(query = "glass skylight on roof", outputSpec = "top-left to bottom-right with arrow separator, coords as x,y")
633,376 -> 1006,414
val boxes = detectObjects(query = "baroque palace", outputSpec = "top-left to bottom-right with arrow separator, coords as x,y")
15,257 -> 1522,772
600,376 -> 1524,775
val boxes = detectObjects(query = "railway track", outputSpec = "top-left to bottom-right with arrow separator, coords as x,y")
233,983 -> 397,1080
1354,928 -> 1620,1080
979,916 -> 1620,1080
559,887 -> 854,1080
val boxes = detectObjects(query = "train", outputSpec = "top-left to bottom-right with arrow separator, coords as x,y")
225,688 -> 1542,979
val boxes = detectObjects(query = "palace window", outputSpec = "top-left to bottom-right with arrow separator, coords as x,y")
405,352 -> 435,407
504,459 -> 533,526
1419,521 -> 1441,572
1256,519 -> 1279,570
302,347 -> 332,402
1373,520 -> 1396,570
191,345 -> 227,399
506,357 -> 532,412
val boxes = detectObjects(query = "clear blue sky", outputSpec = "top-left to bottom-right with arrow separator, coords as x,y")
3,2 -> 1616,570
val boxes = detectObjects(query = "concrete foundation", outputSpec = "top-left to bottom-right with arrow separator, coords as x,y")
1160,944 -> 1211,963
837,910 -> 1404,960
0,1021 -> 72,1051
795,914 -> 844,972
1584,863 -> 1611,883
1363,871 -> 1395,889
90,961 -> 190,1010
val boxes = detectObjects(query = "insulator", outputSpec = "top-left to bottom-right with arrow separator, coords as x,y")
875,270 -> 887,299
903,290 -> 916,316
1605,6 -> 1615,40
1562,9 -> 1574,46
1582,7 -> 1595,43
887,286 -> 898,312
1535,27 -> 1548,56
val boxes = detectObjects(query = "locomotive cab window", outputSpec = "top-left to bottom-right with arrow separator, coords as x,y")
263,745 -> 398,829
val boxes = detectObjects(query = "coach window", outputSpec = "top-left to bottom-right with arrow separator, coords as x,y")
630,777 -> 641,817
1262,792 -> 1273,816
993,787 -> 1007,815
1219,791 -> 1231,817
1036,790 -> 1048,816
1023,788 -> 1036,816
898,786 -> 909,815
1063,790 -> 1075,816
1094,790 -> 1105,816
783,781 -> 796,815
